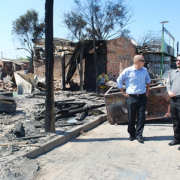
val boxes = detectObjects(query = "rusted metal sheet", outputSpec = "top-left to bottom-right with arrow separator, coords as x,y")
104,85 -> 170,124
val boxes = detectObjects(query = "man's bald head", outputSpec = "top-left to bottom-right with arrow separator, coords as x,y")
133,55 -> 145,63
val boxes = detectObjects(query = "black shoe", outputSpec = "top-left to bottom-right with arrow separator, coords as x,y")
137,137 -> 144,143
178,146 -> 180,150
129,136 -> 136,141
168,140 -> 180,146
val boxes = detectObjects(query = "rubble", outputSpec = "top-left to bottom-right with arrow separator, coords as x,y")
0,90 -> 106,179
0,71 -> 107,179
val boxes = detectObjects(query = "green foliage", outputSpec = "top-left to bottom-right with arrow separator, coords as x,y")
12,9 -> 45,73
17,56 -> 30,61
26,56 -> 31,61
63,0 -> 132,41
12,9 -> 45,54
12,9 -> 45,41
17,57 -> 27,60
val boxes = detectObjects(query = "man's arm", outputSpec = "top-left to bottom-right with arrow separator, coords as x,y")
145,70 -> 151,97
166,73 -> 175,97
117,70 -> 129,98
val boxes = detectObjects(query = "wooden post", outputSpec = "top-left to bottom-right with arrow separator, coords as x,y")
80,43 -> 83,92
45,0 -> 55,132
61,52 -> 65,90
91,16 -> 98,93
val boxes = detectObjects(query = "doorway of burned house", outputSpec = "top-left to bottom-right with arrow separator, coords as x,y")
84,42 -> 107,91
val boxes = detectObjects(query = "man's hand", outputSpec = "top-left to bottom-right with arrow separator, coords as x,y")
121,92 -> 129,98
146,92 -> 149,97
120,88 -> 129,98
168,91 -> 176,97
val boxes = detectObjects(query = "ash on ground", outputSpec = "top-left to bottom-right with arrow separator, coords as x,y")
0,91 -> 106,180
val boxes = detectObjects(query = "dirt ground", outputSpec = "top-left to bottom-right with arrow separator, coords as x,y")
0,91 -> 106,180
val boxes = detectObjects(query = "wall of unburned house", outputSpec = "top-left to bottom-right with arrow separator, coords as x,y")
106,37 -> 136,79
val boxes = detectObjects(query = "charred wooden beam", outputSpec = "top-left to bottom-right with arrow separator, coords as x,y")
14,122 -> 25,137
45,0 -> 55,132
61,52 -> 66,90
55,103 -> 105,119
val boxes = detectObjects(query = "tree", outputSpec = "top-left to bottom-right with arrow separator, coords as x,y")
12,9 -> 45,73
136,30 -> 161,46
63,0 -> 132,41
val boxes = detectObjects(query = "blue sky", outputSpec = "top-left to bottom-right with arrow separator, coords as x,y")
0,0 -> 179,59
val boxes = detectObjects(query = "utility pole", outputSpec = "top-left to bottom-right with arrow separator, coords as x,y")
45,0 -> 55,132
1,52 -> 3,58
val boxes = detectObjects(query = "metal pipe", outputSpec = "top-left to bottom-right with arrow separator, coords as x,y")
161,23 -> 164,77
160,21 -> 169,77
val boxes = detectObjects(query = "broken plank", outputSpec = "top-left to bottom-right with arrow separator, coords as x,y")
0,100 -> 14,104
0,142 -> 28,146
56,103 -> 105,119
0,92 -> 13,97
14,135 -> 46,140
0,95 -> 14,101
0,102 -> 16,112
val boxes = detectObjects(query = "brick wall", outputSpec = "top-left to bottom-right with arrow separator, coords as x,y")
34,55 -> 79,81
106,36 -> 136,79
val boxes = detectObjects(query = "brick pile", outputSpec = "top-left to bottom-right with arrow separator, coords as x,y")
0,78 -> 16,92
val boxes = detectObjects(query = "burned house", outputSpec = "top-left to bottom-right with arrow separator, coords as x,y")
33,36 -> 136,91
66,36 -> 136,91
0,59 -> 29,79
135,38 -> 176,79
33,38 -> 78,81
33,34 -> 176,91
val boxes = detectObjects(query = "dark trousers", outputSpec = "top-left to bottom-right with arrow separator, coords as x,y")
170,97 -> 180,140
126,95 -> 147,138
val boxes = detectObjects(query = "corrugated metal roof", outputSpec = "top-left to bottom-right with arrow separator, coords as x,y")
0,59 -> 11,62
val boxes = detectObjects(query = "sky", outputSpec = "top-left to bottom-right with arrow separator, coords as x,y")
0,0 -> 179,59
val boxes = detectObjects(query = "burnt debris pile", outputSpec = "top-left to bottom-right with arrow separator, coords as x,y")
0,91 -> 106,162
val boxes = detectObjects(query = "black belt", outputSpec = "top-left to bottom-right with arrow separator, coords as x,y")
129,93 -> 146,97
172,96 -> 180,99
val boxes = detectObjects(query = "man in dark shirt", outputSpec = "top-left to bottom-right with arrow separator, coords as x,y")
166,55 -> 180,150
